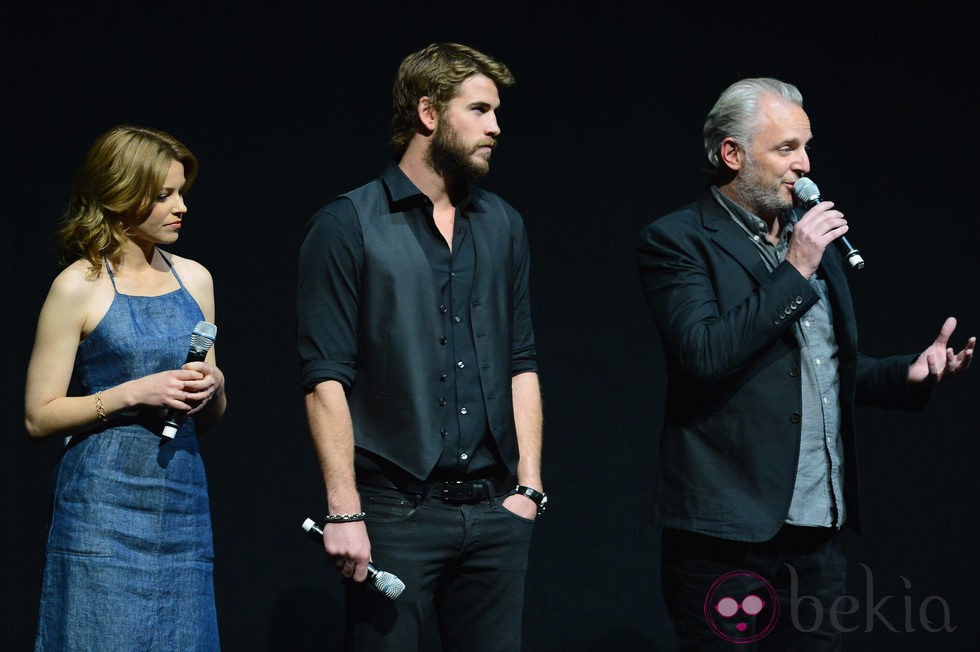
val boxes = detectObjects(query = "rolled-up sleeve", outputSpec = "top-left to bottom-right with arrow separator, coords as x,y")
296,198 -> 363,392
509,207 -> 538,376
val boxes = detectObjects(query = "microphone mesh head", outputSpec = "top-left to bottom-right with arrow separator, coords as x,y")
193,320 -> 218,340
793,177 -> 820,205
189,321 -> 217,353
372,571 -> 406,599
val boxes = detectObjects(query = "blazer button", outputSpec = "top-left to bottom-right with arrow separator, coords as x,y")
789,412 -> 801,423
788,367 -> 799,377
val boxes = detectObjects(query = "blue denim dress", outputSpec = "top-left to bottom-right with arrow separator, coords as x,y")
35,254 -> 220,651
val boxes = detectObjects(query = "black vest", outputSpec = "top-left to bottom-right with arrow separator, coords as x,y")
343,179 -> 520,480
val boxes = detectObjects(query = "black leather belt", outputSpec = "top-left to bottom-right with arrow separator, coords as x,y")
431,480 -> 495,503
360,472 -> 514,504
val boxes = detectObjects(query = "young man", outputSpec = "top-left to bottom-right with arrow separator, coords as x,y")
637,77 -> 973,650
297,43 -> 544,651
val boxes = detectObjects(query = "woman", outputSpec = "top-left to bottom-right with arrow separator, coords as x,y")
25,125 -> 226,650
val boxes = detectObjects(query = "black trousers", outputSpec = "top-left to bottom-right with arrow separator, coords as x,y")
343,482 -> 534,652
662,525 -> 848,651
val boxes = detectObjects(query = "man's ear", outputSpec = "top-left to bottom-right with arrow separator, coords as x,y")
720,137 -> 745,171
418,96 -> 438,131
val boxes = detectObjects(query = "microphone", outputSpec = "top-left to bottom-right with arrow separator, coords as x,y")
301,517 -> 406,600
793,177 -> 865,270
161,320 -> 218,439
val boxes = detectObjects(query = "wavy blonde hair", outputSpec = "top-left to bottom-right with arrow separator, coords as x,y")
58,125 -> 198,274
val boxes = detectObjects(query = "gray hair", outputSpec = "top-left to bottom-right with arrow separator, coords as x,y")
703,78 -> 803,175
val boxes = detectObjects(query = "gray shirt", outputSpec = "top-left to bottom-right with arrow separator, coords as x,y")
711,187 -> 845,528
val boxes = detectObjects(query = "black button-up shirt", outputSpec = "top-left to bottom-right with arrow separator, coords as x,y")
411,192 -> 495,478
297,163 -> 536,481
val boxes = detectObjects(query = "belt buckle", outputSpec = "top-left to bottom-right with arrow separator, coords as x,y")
441,481 -> 476,502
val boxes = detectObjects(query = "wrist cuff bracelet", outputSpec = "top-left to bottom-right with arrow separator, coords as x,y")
323,512 -> 365,523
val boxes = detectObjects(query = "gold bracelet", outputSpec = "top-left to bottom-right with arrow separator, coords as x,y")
94,391 -> 107,423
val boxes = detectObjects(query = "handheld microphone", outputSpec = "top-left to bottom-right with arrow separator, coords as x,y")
793,178 -> 865,270
301,517 -> 406,600
161,320 -> 218,439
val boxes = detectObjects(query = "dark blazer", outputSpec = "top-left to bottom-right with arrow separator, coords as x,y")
637,189 -> 925,542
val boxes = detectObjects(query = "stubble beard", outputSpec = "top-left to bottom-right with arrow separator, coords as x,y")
734,155 -> 794,223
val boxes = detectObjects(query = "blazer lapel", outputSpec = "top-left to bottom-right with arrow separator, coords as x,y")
698,192 -> 772,285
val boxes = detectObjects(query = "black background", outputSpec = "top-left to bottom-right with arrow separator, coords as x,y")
4,3 -> 978,650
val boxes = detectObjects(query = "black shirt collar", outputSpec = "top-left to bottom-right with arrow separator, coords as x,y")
381,161 -> 476,211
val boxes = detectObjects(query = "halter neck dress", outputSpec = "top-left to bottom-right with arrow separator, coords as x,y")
35,252 -> 220,651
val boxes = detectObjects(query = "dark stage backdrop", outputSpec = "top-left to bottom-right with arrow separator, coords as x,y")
4,4 -> 977,651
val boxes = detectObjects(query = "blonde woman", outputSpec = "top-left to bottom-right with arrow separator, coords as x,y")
26,125 -> 226,650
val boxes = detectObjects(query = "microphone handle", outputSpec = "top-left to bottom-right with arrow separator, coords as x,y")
836,235 -> 864,270
301,519 -> 381,578
301,517 -> 405,599
161,348 -> 210,438
800,198 -> 865,270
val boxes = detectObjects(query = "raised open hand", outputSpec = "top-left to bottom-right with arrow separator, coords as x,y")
908,316 -> 975,384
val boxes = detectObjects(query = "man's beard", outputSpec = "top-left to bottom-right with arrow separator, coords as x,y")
426,120 -> 492,180
734,155 -> 794,222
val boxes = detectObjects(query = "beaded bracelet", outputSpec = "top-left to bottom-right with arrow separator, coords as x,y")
323,512 -> 366,523
94,391 -> 108,423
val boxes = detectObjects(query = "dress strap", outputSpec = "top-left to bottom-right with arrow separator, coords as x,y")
156,247 -> 187,289
104,260 -> 119,292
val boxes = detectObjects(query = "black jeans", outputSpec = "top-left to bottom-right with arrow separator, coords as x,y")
662,525 -> 847,651
343,483 -> 535,651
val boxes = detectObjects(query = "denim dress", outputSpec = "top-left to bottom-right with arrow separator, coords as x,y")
35,255 -> 220,651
